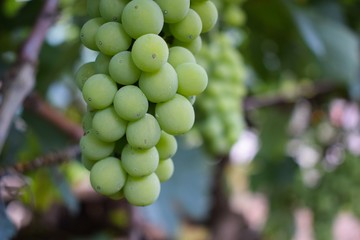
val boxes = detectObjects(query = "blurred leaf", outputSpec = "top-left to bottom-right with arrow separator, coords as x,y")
141,138 -> 214,236
0,200 -> 16,240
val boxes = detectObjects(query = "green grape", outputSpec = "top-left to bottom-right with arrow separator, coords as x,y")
80,130 -> 115,160
176,62 -> 208,96
155,94 -> 195,135
81,155 -> 95,171
95,22 -> 132,56
82,110 -> 94,133
87,0 -> 101,17
113,136 -> 128,157
154,0 -> 190,23
124,173 -> 160,206
139,63 -> 178,103
131,34 -> 169,72
90,157 -> 127,195
108,190 -> 124,200
188,95 -> 196,105
126,113 -> 161,149
168,46 -> 196,68
155,158 -> 174,182
121,144 -> 159,177
82,74 -> 117,110
109,51 -> 141,85
95,53 -> 111,74
75,62 -> 96,90
113,85 -> 148,121
92,106 -> 127,142
223,5 -> 246,27
191,0 -> 218,33
121,0 -> 164,39
99,0 -> 127,22
156,131 -> 177,159
80,18 -> 106,51
173,35 -> 202,54
169,9 -> 202,43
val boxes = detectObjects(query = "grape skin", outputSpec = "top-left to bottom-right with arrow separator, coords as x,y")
156,131 -> 177,160
109,51 -> 141,85
155,158 -> 174,182
154,0 -> 190,23
75,62 -> 96,90
169,9 -> 202,43
80,130 -> 115,161
176,62 -> 208,96
80,18 -> 106,51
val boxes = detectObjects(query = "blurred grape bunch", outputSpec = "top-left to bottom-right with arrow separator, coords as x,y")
195,0 -> 247,155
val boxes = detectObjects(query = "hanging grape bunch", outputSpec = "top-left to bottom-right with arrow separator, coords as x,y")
75,0 -> 218,206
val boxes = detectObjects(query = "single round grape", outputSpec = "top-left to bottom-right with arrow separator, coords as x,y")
75,62 -> 96,90
156,131 -> 177,160
126,113 -> 161,149
90,157 -> 127,195
109,51 -> 141,85
121,144 -> 159,177
80,18 -> 106,51
131,34 -> 169,72
80,130 -> 115,160
87,0 -> 101,17
176,62 -> 208,96
155,94 -> 195,135
82,74 -> 117,110
168,46 -> 196,68
191,0 -> 218,33
154,0 -> 189,23
95,53 -> 111,74
99,0 -> 127,22
155,158 -> 174,182
92,107 -> 127,142
113,85 -> 148,121
81,155 -> 95,171
169,9 -> 202,43
121,0 -> 164,39
124,173 -> 160,206
172,35 -> 202,54
95,22 -> 132,56
139,63 -> 178,103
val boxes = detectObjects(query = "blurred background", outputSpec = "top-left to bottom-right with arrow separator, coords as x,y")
1,0 -> 360,239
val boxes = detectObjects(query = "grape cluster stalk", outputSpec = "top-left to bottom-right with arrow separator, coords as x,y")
75,0 -> 218,206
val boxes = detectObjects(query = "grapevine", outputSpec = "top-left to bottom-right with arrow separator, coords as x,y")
75,0 -> 218,206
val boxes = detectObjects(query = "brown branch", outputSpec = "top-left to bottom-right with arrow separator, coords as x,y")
0,144 -> 80,176
24,92 -> 84,141
0,0 -> 59,153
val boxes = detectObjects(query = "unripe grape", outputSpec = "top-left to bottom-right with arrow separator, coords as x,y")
191,0 -> 218,33
121,144 -> 159,177
82,110 -> 94,133
99,0 -> 127,22
139,63 -> 178,103
124,173 -> 161,206
81,155 -> 95,171
131,34 -> 169,72
75,62 -> 96,90
82,74 -> 117,110
154,0 -> 190,23
156,131 -> 177,160
80,18 -> 106,51
169,9 -> 202,43
92,107 -> 127,142
80,130 -> 115,160
168,46 -> 196,68
126,113 -> 161,149
122,0 -> 164,39
90,157 -> 127,195
95,22 -> 132,56
155,94 -> 195,135
173,36 -> 202,54
155,158 -> 174,182
113,85 -> 148,121
95,53 -> 111,74
109,51 -> 141,85
176,62 -> 208,96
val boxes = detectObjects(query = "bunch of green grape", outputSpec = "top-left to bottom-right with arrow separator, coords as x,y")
75,0 -> 218,206
195,32 -> 246,155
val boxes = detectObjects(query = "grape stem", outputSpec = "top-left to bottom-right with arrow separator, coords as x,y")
0,0 -> 59,153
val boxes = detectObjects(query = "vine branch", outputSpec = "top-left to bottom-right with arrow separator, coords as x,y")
0,0 -> 59,153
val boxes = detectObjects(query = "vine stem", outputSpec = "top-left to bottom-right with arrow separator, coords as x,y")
0,0 -> 59,153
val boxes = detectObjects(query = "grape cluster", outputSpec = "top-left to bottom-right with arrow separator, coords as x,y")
75,0 -> 218,206
196,32 -> 246,155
